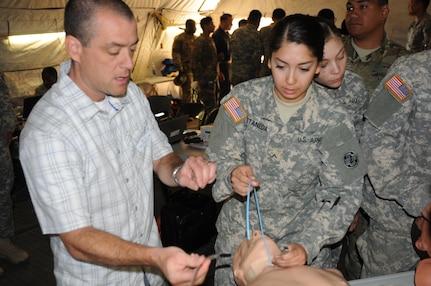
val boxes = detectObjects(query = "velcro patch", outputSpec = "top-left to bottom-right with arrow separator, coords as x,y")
223,96 -> 247,123
384,74 -> 412,103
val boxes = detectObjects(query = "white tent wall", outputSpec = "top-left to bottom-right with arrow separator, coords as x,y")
0,0 -> 413,101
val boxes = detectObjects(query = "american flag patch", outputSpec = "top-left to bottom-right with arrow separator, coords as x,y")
223,96 -> 246,123
384,74 -> 412,102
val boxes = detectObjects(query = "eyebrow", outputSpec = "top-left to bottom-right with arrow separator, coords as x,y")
105,38 -> 139,48
274,57 -> 314,66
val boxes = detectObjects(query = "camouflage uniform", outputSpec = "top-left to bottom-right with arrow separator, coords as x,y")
230,24 -> 263,86
0,73 -> 17,239
343,34 -> 409,279
258,23 -> 274,77
191,33 -> 218,115
344,34 -> 409,96
316,69 -> 368,139
172,32 -> 196,102
406,13 -> 431,53
359,51 -> 431,278
206,77 -> 366,285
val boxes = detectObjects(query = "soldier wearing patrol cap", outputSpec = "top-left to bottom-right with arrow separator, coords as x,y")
359,51 -> 431,278
207,14 -> 366,286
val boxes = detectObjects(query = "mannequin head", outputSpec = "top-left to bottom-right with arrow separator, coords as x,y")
232,231 -> 349,286
233,230 -> 281,286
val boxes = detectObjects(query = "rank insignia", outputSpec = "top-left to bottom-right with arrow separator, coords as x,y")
223,96 -> 246,123
384,74 -> 412,102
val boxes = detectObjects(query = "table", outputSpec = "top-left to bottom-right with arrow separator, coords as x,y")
349,271 -> 414,286
136,76 -> 175,96
172,141 -> 207,161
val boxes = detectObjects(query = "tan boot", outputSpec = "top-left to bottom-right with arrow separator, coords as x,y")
0,239 -> 29,264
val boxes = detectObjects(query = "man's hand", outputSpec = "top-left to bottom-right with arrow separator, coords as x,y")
176,156 -> 216,190
156,247 -> 211,286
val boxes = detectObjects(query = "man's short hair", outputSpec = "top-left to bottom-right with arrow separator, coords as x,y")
418,0 -> 431,10
272,8 -> 286,20
64,0 -> 134,47
220,13 -> 232,22
318,8 -> 335,21
248,9 -> 262,24
200,16 -> 213,30
42,67 -> 57,81
378,0 -> 389,5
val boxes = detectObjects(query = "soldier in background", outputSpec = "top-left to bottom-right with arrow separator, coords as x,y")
192,16 -> 218,116
34,66 -> 58,97
344,0 -> 408,97
259,8 -> 286,77
230,10 -> 263,86
406,0 -> 431,53
341,0 -> 408,279
0,73 -> 29,277
212,13 -> 233,102
359,50 -> 431,278
172,19 -> 196,102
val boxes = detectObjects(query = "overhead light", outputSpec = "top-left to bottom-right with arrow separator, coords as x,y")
8,32 -> 65,44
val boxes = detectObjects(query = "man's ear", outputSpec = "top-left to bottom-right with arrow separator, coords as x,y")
381,5 -> 389,20
65,35 -> 82,63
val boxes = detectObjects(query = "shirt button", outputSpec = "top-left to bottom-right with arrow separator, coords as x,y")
125,178 -> 129,183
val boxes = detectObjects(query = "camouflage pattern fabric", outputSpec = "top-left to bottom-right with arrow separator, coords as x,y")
359,51 -> 431,278
0,73 -> 17,239
315,69 -> 368,138
344,34 -> 409,96
406,13 -> 431,53
230,24 -> 263,86
206,76 -> 366,285
172,32 -> 196,102
192,34 -> 218,115
258,23 -> 274,77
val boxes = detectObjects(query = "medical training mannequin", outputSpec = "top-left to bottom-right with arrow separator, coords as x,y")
233,231 -> 349,286
413,202 -> 431,286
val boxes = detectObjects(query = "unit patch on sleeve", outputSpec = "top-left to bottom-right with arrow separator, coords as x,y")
384,74 -> 412,103
223,96 -> 247,123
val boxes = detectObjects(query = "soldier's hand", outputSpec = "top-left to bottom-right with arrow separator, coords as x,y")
230,165 -> 260,196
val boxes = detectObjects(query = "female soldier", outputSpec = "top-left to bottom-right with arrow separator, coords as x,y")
314,18 -> 369,275
206,14 -> 366,285
314,18 -> 368,138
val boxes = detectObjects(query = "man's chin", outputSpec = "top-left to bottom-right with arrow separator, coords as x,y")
109,93 -> 127,98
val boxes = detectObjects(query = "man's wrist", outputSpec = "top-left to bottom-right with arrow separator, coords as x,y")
172,163 -> 183,186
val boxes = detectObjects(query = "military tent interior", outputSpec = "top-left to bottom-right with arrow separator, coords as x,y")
0,0 -> 413,106
0,1 -> 418,284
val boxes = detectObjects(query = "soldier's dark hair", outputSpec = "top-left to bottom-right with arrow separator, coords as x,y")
269,14 -> 324,62
318,8 -> 335,22
64,0 -> 134,47
200,16 -> 213,30
316,16 -> 341,42
378,0 -> 389,5
186,19 -> 196,29
272,8 -> 286,20
418,0 -> 430,9
248,9 -> 262,26
220,13 -> 232,22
